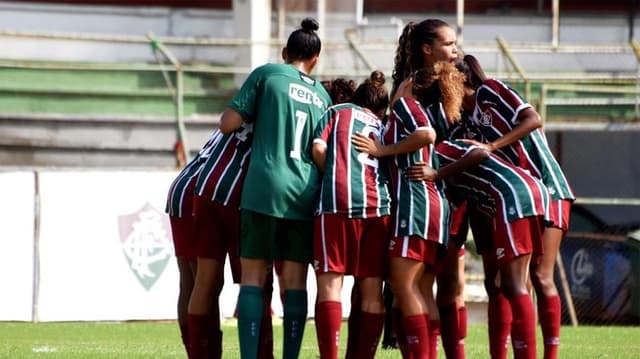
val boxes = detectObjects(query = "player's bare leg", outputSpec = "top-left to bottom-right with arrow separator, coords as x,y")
420,271 -> 440,359
188,257 -> 224,359
351,276 -> 385,359
483,254 -> 511,359
501,254 -> 536,359
390,257 -> 430,359
177,257 -> 196,356
437,241 -> 466,359
530,227 -> 563,359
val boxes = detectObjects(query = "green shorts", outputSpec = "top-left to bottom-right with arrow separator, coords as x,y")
239,209 -> 313,264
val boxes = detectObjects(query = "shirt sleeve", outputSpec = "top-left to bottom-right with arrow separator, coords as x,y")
477,79 -> 532,126
228,65 -> 268,123
313,106 -> 337,148
392,97 -> 435,134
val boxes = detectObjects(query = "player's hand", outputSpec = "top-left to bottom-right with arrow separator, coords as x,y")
405,161 -> 438,181
460,139 -> 494,152
352,133 -> 385,157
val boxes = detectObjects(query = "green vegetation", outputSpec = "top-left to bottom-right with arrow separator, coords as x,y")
1,321 -> 638,358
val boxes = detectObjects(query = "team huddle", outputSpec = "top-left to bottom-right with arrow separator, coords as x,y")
166,17 -> 573,359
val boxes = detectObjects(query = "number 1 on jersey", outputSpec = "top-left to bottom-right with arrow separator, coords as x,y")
289,110 -> 308,159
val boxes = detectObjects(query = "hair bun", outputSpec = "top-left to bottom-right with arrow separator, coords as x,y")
301,18 -> 319,32
369,70 -> 386,86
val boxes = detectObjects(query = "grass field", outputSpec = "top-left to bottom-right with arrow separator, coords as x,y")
1,320 -> 639,358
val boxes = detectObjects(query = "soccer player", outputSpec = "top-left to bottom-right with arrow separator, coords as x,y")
186,124 -> 273,359
390,19 -> 467,358
165,133 -> 220,356
352,72 -> 451,359
406,139 -> 550,359
219,18 -> 332,359
311,70 -> 391,359
457,54 -> 574,359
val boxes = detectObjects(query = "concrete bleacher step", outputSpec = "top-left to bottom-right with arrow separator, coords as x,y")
0,62 -> 234,167
0,112 -> 220,167
0,62 -> 235,117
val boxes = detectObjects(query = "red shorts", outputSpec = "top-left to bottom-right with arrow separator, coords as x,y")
493,215 -> 545,265
169,215 -> 197,260
546,199 -> 572,232
193,196 -> 241,283
388,235 -> 441,269
313,213 -> 389,278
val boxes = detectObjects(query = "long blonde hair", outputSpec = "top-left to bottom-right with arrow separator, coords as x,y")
413,61 -> 465,124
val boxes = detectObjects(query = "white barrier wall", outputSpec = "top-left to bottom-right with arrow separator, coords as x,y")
1,170 -> 354,322
36,171 -> 180,321
0,172 -> 35,321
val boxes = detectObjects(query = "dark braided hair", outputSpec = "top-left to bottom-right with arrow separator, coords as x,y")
391,19 -> 451,99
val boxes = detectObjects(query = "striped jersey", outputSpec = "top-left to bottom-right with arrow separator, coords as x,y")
435,140 -> 550,222
165,132 -> 220,218
424,102 -> 465,143
229,63 -> 332,220
194,123 -> 253,209
313,103 -> 391,218
384,97 -> 449,243
466,79 -> 574,201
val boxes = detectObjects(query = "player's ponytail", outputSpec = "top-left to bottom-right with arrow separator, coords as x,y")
286,17 -> 322,62
391,22 -> 416,98
354,70 -> 389,118
457,54 -> 486,89
392,19 -> 453,101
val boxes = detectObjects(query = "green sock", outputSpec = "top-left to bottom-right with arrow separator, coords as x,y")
237,286 -> 264,359
283,289 -> 308,359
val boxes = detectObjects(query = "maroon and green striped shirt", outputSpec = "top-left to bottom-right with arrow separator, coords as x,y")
314,103 -> 390,218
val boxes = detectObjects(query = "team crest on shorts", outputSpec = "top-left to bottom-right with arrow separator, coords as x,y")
118,203 -> 173,291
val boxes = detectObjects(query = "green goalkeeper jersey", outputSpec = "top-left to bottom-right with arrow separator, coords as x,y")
228,63 -> 332,220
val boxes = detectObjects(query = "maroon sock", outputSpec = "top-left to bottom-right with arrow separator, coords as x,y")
539,295 -> 561,359
403,314 -> 429,359
457,306 -> 467,358
315,301 -> 342,359
439,304 -> 462,359
393,308 -> 409,357
458,306 -> 467,340
179,322 -> 189,355
345,292 -> 361,359
510,294 -> 537,359
209,304 -> 222,359
187,314 -> 210,359
428,319 -> 441,359
488,293 -> 512,359
353,311 -> 385,359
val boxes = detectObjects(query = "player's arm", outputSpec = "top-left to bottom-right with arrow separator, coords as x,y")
465,107 -> 542,151
405,147 -> 489,181
352,128 -> 435,158
219,107 -> 245,134
433,147 -> 489,179
311,140 -> 327,173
